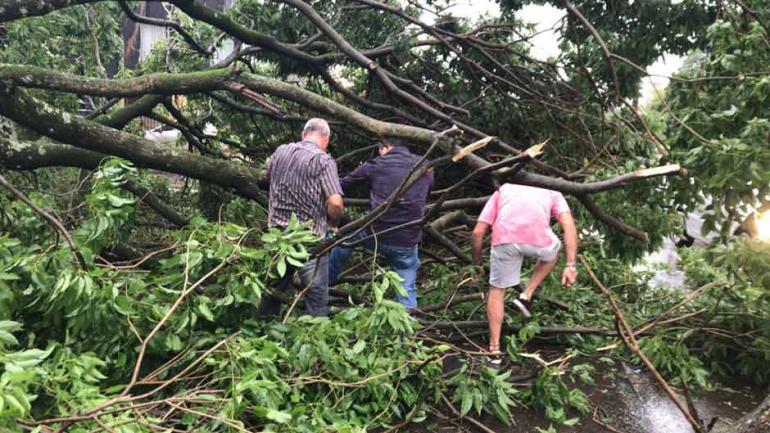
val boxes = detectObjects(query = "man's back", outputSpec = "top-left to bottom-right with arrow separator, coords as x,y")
341,146 -> 433,246
267,140 -> 341,236
479,184 -> 570,248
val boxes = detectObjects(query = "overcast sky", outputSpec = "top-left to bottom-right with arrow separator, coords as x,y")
441,0 -> 683,105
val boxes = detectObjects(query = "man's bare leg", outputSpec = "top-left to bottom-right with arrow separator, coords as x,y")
522,258 -> 558,300
487,286 -> 506,351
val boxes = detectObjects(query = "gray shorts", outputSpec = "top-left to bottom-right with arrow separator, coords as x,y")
489,239 -> 561,289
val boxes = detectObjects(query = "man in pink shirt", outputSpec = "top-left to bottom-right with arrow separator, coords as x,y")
470,184 -> 579,363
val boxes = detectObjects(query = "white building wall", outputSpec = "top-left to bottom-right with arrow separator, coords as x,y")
138,24 -> 170,61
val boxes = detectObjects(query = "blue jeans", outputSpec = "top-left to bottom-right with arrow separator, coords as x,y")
259,254 -> 330,317
328,229 -> 420,309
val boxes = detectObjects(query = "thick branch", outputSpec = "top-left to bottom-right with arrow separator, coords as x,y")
169,0 -> 320,64
0,0 -> 102,22
0,89 -> 263,200
420,320 -> 622,335
0,137 -> 106,170
98,95 -> 166,129
0,138 -> 189,227
511,164 -> 684,195
424,211 -> 473,263
576,194 -> 648,242
0,64 -> 239,96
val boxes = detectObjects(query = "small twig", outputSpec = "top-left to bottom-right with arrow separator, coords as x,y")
682,380 -> 706,432
165,402 -> 251,433
592,406 -> 625,433
633,282 -> 718,336
0,173 -> 88,271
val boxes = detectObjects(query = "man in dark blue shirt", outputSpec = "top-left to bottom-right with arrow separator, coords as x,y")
329,137 -> 434,309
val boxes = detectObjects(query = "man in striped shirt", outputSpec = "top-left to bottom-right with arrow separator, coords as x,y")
261,118 -> 344,317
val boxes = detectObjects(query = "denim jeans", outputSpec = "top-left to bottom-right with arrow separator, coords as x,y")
328,229 -> 420,309
259,254 -> 330,318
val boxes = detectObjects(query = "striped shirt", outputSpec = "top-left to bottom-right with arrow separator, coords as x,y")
267,140 -> 343,236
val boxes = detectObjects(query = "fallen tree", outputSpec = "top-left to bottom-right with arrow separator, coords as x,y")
1,0 -> 769,431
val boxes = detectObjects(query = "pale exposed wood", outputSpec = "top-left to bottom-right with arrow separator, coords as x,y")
451,135 -> 493,162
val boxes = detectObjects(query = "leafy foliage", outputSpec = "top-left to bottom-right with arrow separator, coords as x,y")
1,0 -> 770,430
664,1 -> 770,235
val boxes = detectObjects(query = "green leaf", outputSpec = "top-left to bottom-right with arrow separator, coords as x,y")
106,194 -> 135,207
11,387 -> 30,412
253,406 -> 292,424
198,303 -> 214,322
4,393 -> 25,415
352,339 -> 366,354
286,255 -> 305,268
0,273 -> 20,281
460,390 -> 472,416
0,330 -> 19,346
276,257 -> 287,277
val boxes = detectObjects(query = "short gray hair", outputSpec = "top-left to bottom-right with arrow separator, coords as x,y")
302,118 -> 330,137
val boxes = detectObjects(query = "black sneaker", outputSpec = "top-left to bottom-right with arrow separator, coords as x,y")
513,294 -> 532,318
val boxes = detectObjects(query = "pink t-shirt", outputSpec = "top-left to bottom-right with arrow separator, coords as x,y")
478,184 -> 571,247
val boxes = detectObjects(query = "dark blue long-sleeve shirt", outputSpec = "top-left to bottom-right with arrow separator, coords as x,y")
341,146 -> 434,246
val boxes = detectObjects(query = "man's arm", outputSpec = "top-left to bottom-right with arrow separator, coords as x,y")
557,211 -> 578,286
266,145 -> 284,180
326,194 -> 344,229
340,161 -> 373,192
320,156 -> 344,230
425,168 -> 435,190
471,191 -> 499,266
470,222 -> 490,266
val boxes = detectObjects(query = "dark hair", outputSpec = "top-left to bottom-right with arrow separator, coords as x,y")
381,136 -> 411,149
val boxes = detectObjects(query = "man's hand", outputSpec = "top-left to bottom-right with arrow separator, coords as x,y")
557,212 -> 579,287
561,264 -> 577,286
325,227 -> 338,239
470,265 -> 486,286
326,193 -> 344,228
470,221 -> 490,267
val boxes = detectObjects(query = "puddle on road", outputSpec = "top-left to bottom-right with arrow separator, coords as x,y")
409,361 -> 761,433
593,363 -> 758,433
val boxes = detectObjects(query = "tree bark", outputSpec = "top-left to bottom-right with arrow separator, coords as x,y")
0,137 -> 106,170
0,0 -> 103,22
0,138 -> 190,227
0,89 -> 263,201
